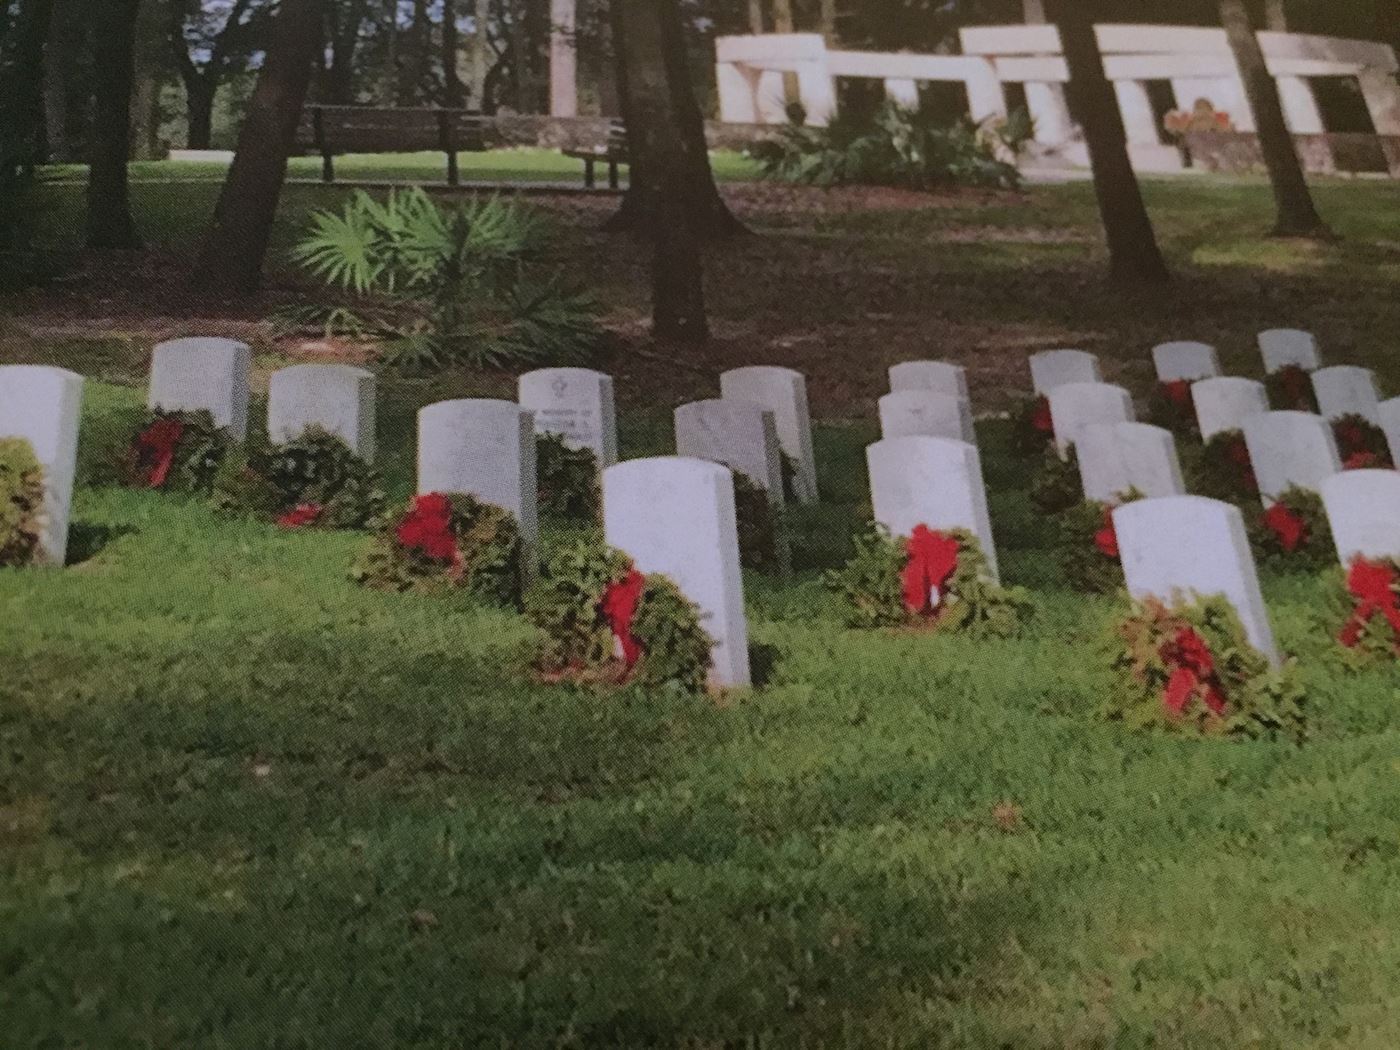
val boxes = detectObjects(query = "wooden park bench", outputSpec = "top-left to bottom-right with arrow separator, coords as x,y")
297,105 -> 491,186
561,122 -> 628,190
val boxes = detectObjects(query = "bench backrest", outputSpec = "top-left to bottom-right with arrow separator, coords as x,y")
297,106 -> 490,153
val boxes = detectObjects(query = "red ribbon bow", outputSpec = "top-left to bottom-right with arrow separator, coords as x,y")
277,503 -> 324,529
396,492 -> 460,563
133,417 -> 185,488
1094,507 -> 1119,559
1030,396 -> 1053,435
1159,627 -> 1228,717
1262,503 -> 1307,553
601,568 -> 646,669
902,525 -> 960,615
1339,558 -> 1400,652
1160,379 -> 1192,409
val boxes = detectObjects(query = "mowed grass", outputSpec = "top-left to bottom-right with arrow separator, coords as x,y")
3,367 -> 1400,1048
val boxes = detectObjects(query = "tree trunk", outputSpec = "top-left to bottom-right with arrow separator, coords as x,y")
384,0 -> 399,104
747,0 -> 763,34
610,0 -> 707,343
442,0 -> 463,107
130,72 -> 160,160
471,0 -> 489,109
1218,0 -> 1331,238
42,2 -> 72,161
184,77 -> 217,149
548,0 -> 577,117
509,4 -> 529,111
191,0 -> 325,296
1263,0 -> 1287,31
770,0 -> 798,104
86,0 -> 141,250
1,0 -> 58,252
399,0 -> 429,105
1050,0 -> 1169,283
818,0 -> 837,42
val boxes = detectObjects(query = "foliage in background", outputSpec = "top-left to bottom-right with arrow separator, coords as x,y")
732,472 -> 787,575
289,189 -> 605,373
526,537 -> 712,693
1245,486 -> 1333,573
0,436 -> 45,567
118,409 -> 232,494
535,433 -> 600,521
1057,490 -> 1142,595
1030,445 -> 1081,514
1106,594 -> 1307,742
1186,429 -> 1257,503
748,102 -> 1028,192
353,491 -> 523,604
825,523 -> 1031,637
213,427 -> 386,530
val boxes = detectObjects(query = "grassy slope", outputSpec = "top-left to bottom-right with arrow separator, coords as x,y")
3,168 -> 1400,1047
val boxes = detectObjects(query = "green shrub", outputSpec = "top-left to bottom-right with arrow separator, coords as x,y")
0,437 -> 45,567
536,433 -> 600,522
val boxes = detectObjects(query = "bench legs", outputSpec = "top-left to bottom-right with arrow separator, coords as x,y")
446,150 -> 460,188
583,157 -> 596,190
321,150 -> 335,184
607,161 -> 619,190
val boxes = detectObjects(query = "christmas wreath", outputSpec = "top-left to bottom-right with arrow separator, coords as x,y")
1328,556 -> 1400,665
1030,445 -> 1082,515
353,491 -> 523,604
526,538 -> 713,692
536,433 -> 600,521
212,427 -> 386,530
1009,395 -> 1055,456
824,523 -> 1032,636
123,410 -> 232,493
732,472 -> 787,574
0,437 -> 46,568
1056,490 -> 1142,594
1245,486 -> 1333,572
1106,595 -> 1306,741
1332,414 -> 1395,470
1186,429 -> 1258,503
1147,379 -> 1199,436
1265,364 -> 1318,413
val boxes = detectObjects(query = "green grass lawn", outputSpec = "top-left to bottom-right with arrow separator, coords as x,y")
4,171 -> 1400,1046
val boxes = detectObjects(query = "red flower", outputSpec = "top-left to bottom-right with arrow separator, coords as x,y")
277,503 -> 324,528
1159,626 -> 1228,717
902,525 -> 960,615
1160,379 -> 1192,409
1030,396 -> 1053,435
396,492 -> 459,563
1094,507 -> 1119,559
1262,502 -> 1308,553
601,568 -> 646,670
1339,557 -> 1400,652
1344,451 -> 1379,471
132,417 -> 185,488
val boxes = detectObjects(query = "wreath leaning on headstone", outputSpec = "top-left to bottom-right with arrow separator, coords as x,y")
525,538 -> 713,692
1106,594 -> 1306,742
1328,555 -> 1400,667
1147,379 -> 1199,437
353,491 -> 524,605
1186,429 -> 1258,504
1265,365 -> 1318,413
824,523 -> 1032,636
1009,394 -> 1054,457
1245,486 -> 1333,573
212,427 -> 387,530
0,437 -> 46,568
1056,489 -> 1143,595
1332,414 -> 1395,471
535,432 -> 600,521
731,471 -> 786,574
123,409 -> 233,494
1030,445 -> 1081,515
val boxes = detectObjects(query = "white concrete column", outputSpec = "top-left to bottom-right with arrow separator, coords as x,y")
1275,75 -> 1323,133
755,69 -> 789,124
885,78 -> 920,109
717,62 -> 759,123
795,61 -> 838,125
1114,80 -> 1161,145
1359,69 -> 1400,135
965,58 -> 1008,124
548,0 -> 578,118
1025,80 -> 1074,145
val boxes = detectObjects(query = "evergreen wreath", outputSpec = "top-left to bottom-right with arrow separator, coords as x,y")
1030,445 -> 1081,515
824,523 -> 1032,636
526,538 -> 713,692
1056,489 -> 1142,594
1328,555 -> 1400,667
1009,394 -> 1054,457
1245,486 -> 1333,573
1331,414 -> 1395,470
124,409 -> 233,494
1265,364 -> 1318,413
0,437 -> 46,568
1186,429 -> 1258,503
535,432 -> 600,521
353,491 -> 523,604
1147,379 -> 1199,437
212,427 -> 387,530
732,471 -> 786,574
1106,594 -> 1306,742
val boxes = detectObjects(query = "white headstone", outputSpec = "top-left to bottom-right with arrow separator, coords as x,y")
417,399 -> 538,546
1320,469 -> 1400,567
603,457 -> 750,688
719,366 -> 818,504
1029,349 -> 1101,396
517,367 -> 617,467
148,337 -> 251,439
888,360 -> 972,403
1114,496 -> 1280,665
1257,328 -> 1321,374
1076,422 -> 1186,503
0,366 -> 83,567
1192,377 -> 1268,441
877,390 -> 975,444
1241,410 -> 1341,505
1310,365 -> 1382,424
1381,397 -> 1400,464
1048,381 -> 1136,455
865,435 -> 999,581
674,399 -> 784,504
267,364 -> 376,460
1152,341 -> 1220,382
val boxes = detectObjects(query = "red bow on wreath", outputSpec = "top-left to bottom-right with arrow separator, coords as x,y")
1224,435 -> 1259,495
1339,558 -> 1400,652
1030,396 -> 1053,436
132,417 -> 185,488
1159,627 -> 1228,717
902,525 -> 960,615
1094,507 -> 1119,559
1262,503 -> 1307,552
396,492 -> 461,565
277,503 -> 324,528
601,568 -> 646,669
1160,379 -> 1192,409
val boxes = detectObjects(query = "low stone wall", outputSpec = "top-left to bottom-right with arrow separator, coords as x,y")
488,115 -> 779,152
1183,131 -> 1400,178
